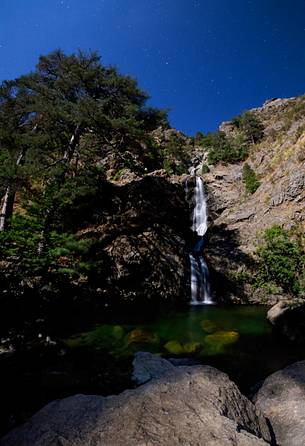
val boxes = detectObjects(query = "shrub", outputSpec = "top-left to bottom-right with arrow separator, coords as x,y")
201,164 -> 210,174
233,111 -> 264,144
242,163 -> 260,194
195,111 -> 263,165
256,226 -> 305,296
204,131 -> 249,164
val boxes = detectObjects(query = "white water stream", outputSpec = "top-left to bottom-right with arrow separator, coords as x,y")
189,175 -> 214,305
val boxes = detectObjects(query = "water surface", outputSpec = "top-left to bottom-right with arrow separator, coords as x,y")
66,305 -> 304,391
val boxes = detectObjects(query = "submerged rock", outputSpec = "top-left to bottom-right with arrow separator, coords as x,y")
200,319 -> 218,333
163,340 -> 201,355
127,329 -> 159,345
254,360 -> 305,446
164,340 -> 185,355
112,325 -> 125,340
182,341 -> 201,353
204,330 -> 240,353
1,354 -> 271,446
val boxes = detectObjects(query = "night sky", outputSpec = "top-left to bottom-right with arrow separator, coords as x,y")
1,0 -> 305,135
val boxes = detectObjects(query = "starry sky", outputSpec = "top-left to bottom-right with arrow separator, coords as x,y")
1,0 -> 305,135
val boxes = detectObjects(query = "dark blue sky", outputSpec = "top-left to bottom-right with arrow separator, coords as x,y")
1,0 -> 305,135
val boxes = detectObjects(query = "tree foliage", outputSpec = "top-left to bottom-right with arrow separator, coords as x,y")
195,111 -> 264,165
257,226 -> 305,296
0,49 -> 169,292
161,133 -> 191,174
232,111 -> 264,144
203,131 -> 249,164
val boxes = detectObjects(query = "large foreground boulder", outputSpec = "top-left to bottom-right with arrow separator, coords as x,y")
1,355 -> 271,445
254,360 -> 305,446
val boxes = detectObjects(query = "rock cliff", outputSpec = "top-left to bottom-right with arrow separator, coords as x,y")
78,95 -> 305,307
204,96 -> 305,304
1,96 -> 304,312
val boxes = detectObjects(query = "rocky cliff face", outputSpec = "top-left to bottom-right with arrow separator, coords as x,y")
84,96 -> 305,307
204,96 -> 305,304
2,97 -> 304,311
78,173 -> 192,307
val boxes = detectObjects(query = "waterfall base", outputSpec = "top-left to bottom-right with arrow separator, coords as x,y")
190,253 -> 214,305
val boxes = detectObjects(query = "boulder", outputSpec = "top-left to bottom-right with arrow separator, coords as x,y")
254,360 -> 305,446
1,355 -> 271,446
267,302 -> 305,343
267,301 -> 290,325
132,351 -> 174,385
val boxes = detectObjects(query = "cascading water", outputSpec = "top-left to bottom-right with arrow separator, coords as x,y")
192,177 -> 208,236
189,174 -> 214,305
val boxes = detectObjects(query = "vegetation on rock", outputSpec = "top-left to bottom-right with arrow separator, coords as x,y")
242,163 -> 260,194
201,131 -> 249,164
232,111 -> 264,144
195,111 -> 264,165
256,226 -> 305,297
160,132 -> 191,175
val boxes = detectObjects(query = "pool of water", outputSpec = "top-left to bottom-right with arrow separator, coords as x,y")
66,305 -> 304,391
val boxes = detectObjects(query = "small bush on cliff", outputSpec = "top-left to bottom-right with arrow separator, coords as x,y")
204,131 -> 248,164
201,164 -> 210,174
233,111 -> 264,144
282,96 -> 305,131
256,226 -> 305,296
196,111 -> 263,165
242,163 -> 260,194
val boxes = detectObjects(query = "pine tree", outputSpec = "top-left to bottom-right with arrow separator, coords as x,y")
0,49 -> 168,282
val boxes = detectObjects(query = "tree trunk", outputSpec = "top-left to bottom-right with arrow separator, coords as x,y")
37,125 -> 82,256
0,149 -> 25,231
63,125 -> 81,162
0,186 -> 15,231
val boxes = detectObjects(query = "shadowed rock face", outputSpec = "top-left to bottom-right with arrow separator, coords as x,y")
79,174 -> 192,307
1,355 -> 272,446
254,360 -> 305,446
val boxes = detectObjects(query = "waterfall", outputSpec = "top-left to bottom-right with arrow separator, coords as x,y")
192,177 -> 208,236
189,174 -> 214,305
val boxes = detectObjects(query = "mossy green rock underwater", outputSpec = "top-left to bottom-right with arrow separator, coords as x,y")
204,331 -> 240,354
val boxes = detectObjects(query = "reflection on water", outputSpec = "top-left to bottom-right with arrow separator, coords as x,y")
65,305 -> 305,390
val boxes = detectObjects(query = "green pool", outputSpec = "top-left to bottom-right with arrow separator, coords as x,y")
66,305 -> 304,391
